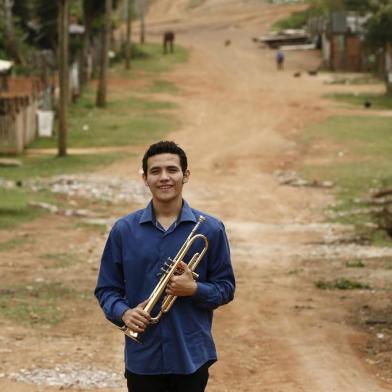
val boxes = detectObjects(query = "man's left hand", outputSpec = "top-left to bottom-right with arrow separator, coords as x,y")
166,261 -> 197,296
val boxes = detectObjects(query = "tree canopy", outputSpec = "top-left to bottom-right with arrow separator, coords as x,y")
366,3 -> 392,47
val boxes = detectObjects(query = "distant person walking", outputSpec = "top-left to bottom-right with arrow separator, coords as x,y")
276,48 -> 284,70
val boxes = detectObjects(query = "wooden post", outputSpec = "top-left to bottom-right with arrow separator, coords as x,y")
125,0 -> 132,69
58,0 -> 69,157
96,0 -> 112,108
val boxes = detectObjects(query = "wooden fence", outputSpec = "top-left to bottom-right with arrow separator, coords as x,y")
0,78 -> 43,154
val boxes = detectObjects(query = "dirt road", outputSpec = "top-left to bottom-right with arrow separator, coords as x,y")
1,1 -> 391,391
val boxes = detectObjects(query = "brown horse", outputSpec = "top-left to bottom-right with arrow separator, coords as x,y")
163,31 -> 175,54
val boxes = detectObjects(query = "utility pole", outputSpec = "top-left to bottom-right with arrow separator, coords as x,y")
125,0 -> 132,69
58,0 -> 69,157
96,0 -> 112,108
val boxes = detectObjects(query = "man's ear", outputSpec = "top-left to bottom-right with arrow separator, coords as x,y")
142,173 -> 149,187
183,170 -> 190,184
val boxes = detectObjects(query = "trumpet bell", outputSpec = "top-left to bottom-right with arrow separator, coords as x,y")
119,325 -> 141,343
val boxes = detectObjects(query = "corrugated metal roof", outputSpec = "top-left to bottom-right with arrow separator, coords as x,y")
330,12 -> 347,33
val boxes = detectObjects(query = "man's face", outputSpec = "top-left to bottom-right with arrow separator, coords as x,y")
143,153 -> 189,204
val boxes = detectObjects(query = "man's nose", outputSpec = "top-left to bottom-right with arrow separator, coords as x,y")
159,170 -> 170,180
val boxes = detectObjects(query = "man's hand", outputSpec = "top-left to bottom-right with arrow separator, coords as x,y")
122,299 -> 151,333
166,261 -> 197,297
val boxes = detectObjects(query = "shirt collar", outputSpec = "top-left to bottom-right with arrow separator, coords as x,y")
139,200 -> 197,225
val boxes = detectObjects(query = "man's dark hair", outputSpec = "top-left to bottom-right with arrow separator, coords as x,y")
142,141 -> 188,175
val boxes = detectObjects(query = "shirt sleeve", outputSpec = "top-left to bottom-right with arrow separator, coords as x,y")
191,222 -> 235,309
94,222 -> 130,327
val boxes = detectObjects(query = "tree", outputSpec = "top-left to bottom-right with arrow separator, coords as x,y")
0,0 -> 27,63
58,0 -> 69,157
32,0 -> 58,50
138,0 -> 145,44
96,0 -> 112,108
124,0 -> 133,69
81,0 -> 105,84
366,4 -> 392,94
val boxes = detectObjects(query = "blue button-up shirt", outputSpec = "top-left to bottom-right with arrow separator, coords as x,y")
94,200 -> 235,375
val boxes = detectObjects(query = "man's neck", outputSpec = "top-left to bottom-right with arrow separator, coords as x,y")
152,198 -> 183,230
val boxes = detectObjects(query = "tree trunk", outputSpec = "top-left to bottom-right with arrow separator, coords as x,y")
58,0 -> 69,157
139,0 -> 145,44
96,0 -> 112,108
81,7 -> 93,88
385,42 -> 392,96
125,0 -> 132,69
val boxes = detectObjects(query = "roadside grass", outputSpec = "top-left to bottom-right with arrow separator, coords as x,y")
325,75 -> 382,86
272,8 -> 309,30
0,188 -> 45,229
0,282 -> 74,326
29,89 -> 178,149
187,0 -> 205,9
324,92 -> 392,110
28,44 -> 187,150
346,260 -> 365,268
75,221 -> 108,235
40,252 -> 83,269
148,80 -> 179,94
301,115 -> 392,245
0,152 -> 128,180
115,43 -> 189,75
0,235 -> 29,251
315,277 -> 370,290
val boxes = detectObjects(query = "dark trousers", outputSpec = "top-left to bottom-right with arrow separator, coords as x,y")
125,362 -> 210,392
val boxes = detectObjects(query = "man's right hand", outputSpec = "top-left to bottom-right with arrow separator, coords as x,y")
122,300 -> 151,332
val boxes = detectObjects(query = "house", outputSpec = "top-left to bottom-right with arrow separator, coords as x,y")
308,12 -> 370,72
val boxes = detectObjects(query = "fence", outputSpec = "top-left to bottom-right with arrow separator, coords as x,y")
0,78 -> 44,154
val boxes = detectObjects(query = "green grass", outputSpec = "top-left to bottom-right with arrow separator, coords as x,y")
40,252 -> 83,268
0,282 -> 73,326
29,91 -> 178,150
326,75 -> 382,86
315,278 -> 370,290
272,9 -> 309,30
325,92 -> 392,110
0,153 -> 130,228
0,188 -> 46,229
346,260 -> 365,268
117,43 -> 189,74
0,236 -> 29,251
28,43 -> 189,151
0,153 -> 128,180
301,115 -> 392,245
187,0 -> 205,10
148,80 -> 179,94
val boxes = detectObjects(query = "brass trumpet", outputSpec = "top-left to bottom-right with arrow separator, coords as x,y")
119,215 -> 209,343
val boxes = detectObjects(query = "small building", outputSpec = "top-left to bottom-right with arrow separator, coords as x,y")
309,12 -> 370,72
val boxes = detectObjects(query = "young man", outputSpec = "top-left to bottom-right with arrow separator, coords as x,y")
95,141 -> 235,392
